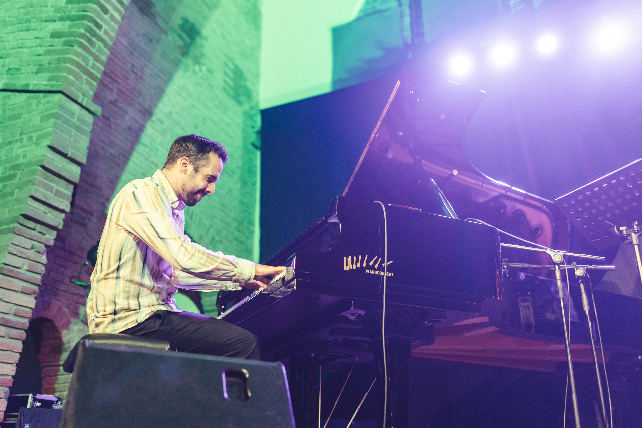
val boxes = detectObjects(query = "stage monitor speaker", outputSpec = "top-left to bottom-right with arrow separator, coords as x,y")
60,342 -> 295,428
15,408 -> 62,428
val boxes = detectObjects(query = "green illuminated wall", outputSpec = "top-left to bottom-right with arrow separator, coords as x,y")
1,0 -> 263,410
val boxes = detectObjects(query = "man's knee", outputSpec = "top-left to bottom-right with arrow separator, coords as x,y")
236,329 -> 261,360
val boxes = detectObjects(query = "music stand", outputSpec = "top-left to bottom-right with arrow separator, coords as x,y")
555,159 -> 642,284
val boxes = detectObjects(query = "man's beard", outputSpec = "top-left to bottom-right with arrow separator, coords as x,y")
181,174 -> 205,206
183,188 -> 206,206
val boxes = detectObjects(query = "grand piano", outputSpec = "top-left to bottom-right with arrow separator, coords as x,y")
218,70 -> 640,428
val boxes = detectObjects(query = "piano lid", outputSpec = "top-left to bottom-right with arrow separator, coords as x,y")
340,69 -> 572,269
342,69 -> 485,213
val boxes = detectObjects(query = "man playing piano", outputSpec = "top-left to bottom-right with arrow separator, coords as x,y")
87,134 -> 285,359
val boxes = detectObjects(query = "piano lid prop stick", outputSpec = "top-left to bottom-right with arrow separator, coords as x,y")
346,378 -> 377,428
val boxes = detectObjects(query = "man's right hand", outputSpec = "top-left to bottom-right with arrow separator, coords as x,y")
242,264 -> 286,291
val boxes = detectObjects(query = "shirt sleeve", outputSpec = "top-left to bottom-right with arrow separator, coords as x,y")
171,240 -> 255,290
115,184 -> 255,289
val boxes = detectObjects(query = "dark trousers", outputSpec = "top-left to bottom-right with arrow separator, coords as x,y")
121,310 -> 261,360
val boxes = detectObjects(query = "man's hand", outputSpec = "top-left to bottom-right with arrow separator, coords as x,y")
241,264 -> 286,291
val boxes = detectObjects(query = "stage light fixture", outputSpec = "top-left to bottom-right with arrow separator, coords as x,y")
537,35 -> 557,53
451,56 -> 471,75
594,20 -> 628,53
491,44 -> 514,66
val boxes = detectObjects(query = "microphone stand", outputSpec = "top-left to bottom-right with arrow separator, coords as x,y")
502,244 -> 607,428
553,257 -> 582,428
573,264 -> 610,428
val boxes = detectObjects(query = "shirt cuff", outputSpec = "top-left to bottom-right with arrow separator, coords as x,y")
236,258 -> 255,284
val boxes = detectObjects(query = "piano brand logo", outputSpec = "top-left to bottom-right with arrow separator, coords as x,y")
344,255 -> 394,277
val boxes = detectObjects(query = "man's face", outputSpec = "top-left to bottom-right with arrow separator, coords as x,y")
180,152 -> 223,206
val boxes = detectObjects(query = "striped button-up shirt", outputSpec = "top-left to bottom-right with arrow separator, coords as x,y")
88,170 -> 255,333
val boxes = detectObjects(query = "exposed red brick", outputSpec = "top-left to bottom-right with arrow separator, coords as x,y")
0,339 -> 22,353
23,205 -> 64,229
41,366 -> 61,377
41,376 -> 58,388
10,235 -> 33,250
2,254 -> 26,270
0,278 -> 20,292
1,266 -> 41,286
0,303 -> 11,315
19,283 -> 40,296
31,186 -> 71,213
34,177 -> 55,195
0,364 -> 16,377
0,289 -> 36,309
14,225 -> 54,246
8,244 -> 46,264
26,261 -> 46,275
12,307 -> 32,319
0,317 -> 29,331
7,329 -> 26,341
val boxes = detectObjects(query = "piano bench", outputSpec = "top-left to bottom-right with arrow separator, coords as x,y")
62,333 -> 171,373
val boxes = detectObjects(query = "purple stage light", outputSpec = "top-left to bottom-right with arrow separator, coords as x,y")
537,35 -> 557,54
451,56 -> 471,75
594,19 -> 628,53
491,44 -> 514,66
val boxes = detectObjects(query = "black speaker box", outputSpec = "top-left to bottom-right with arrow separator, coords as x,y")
60,343 -> 295,428
14,408 -> 62,428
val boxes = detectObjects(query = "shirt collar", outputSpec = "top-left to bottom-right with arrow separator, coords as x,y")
152,170 -> 185,214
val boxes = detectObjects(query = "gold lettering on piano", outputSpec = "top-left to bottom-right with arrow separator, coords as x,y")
366,269 -> 394,277
343,256 -> 352,270
344,255 -> 394,276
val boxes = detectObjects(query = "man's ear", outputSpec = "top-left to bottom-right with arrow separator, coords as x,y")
178,157 -> 191,174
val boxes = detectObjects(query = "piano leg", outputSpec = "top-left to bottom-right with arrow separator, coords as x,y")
365,304 -> 439,428
289,353 -> 321,428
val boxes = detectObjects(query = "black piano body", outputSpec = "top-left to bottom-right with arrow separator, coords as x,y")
222,196 -> 501,359
220,196 -> 500,428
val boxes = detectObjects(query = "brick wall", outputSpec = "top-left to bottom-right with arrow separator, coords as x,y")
0,92 -> 98,415
0,0 -> 127,110
1,0 -> 262,413
0,0 -> 128,416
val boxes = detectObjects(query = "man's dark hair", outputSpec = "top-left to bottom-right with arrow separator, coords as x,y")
163,134 -> 229,171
